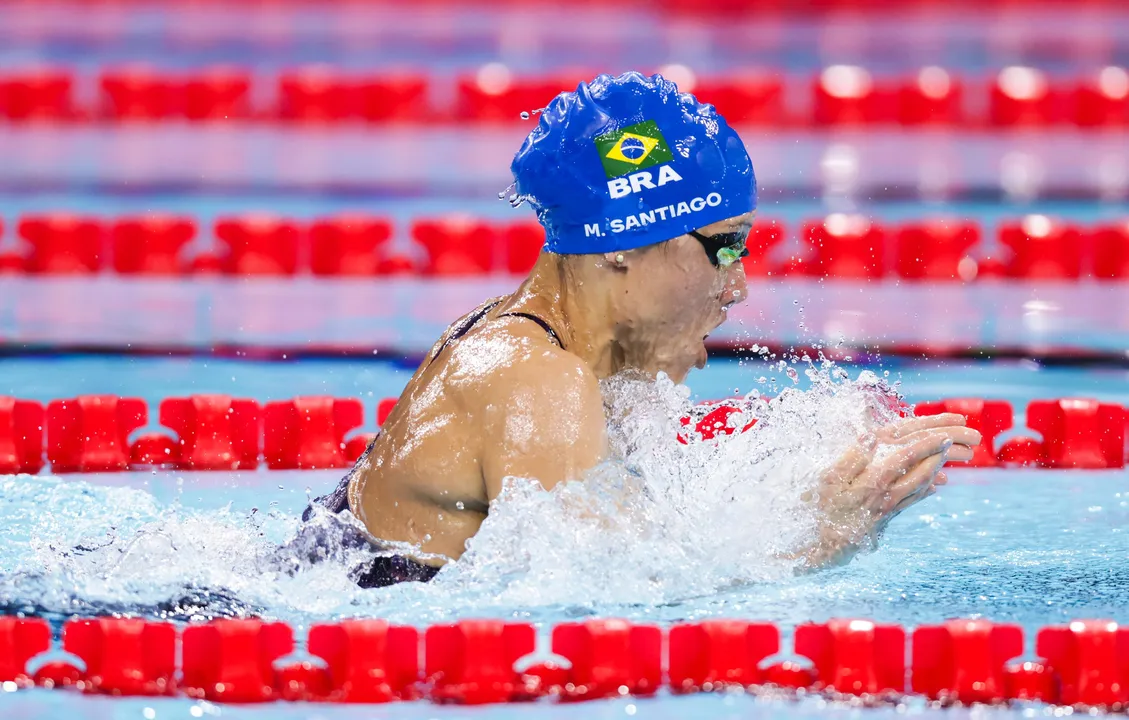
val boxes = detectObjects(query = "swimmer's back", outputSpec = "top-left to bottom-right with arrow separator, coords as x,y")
349,295 -> 607,563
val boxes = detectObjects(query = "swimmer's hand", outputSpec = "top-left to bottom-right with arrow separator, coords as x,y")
794,413 -> 981,571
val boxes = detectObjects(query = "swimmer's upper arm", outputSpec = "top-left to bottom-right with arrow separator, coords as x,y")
477,350 -> 608,502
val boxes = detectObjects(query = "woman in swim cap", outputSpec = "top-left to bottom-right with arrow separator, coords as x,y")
303,72 -> 980,586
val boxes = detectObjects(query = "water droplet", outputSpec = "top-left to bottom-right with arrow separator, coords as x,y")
456,501 -> 465,510
520,111 -> 531,120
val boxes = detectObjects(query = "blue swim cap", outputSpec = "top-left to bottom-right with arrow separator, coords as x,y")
510,71 -> 756,255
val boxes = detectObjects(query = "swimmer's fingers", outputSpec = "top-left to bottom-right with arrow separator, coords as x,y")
885,454 -> 946,513
895,425 -> 980,446
878,413 -> 967,440
824,438 -> 877,484
876,430 -> 957,485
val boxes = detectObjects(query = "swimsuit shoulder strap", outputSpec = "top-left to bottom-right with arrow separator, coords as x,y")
498,311 -> 566,350
430,297 -> 505,363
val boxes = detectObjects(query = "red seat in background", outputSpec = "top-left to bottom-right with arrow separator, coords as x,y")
100,68 -> 184,121
1072,66 -> 1129,127
997,215 -> 1084,279
693,73 -> 785,125
0,68 -> 74,121
990,66 -> 1063,127
212,215 -> 302,275
278,66 -> 354,122
184,67 -> 252,121
894,219 -> 980,281
455,66 -> 580,122
309,214 -> 394,276
813,65 -> 894,125
17,215 -> 105,274
802,214 -> 886,278
110,215 -> 196,275
1091,220 -> 1129,279
412,217 -> 496,275
500,220 -> 544,274
898,67 -> 963,126
356,73 -> 430,123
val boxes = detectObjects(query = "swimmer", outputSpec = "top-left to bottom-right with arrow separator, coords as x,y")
304,72 -> 981,586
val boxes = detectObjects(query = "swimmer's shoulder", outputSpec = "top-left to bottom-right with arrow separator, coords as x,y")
447,322 -> 602,423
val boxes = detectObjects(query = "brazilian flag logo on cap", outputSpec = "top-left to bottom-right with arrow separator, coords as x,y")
594,120 -> 674,179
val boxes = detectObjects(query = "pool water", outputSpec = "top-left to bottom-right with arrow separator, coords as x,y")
1,356 -> 1127,718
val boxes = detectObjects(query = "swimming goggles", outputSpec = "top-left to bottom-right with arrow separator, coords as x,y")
688,229 -> 750,268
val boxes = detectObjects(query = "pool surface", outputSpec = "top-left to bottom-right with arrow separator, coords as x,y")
2,356 -> 1128,718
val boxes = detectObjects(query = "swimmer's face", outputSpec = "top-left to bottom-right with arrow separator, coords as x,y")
612,212 -> 752,383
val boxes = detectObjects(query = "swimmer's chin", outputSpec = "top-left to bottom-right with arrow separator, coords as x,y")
695,342 -> 709,370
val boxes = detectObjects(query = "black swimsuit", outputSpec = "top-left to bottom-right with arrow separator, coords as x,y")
302,299 -> 564,588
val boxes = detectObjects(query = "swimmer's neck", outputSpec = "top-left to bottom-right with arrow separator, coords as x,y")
505,253 -> 643,380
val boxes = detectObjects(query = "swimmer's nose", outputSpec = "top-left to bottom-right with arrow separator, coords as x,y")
721,262 -> 748,309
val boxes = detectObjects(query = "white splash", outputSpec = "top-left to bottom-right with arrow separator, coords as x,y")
436,362 -> 905,607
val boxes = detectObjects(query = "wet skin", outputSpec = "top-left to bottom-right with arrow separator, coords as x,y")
347,212 -> 980,567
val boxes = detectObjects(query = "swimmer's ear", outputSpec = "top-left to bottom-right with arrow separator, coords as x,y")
602,251 -> 630,270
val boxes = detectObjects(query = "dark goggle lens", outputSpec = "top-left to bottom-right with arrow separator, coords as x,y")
689,230 -> 750,268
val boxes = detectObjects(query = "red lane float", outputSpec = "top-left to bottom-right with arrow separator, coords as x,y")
1072,67 -> 1129,128
100,68 -> 182,121
46,395 -> 147,473
309,214 -> 394,276
182,620 -> 294,703
307,620 -> 421,702
412,217 -> 496,276
693,74 -> 785,126
454,68 -> 580,122
110,215 -> 196,275
915,399 -> 1012,467
6,616 -> 1129,709
990,66 -> 1062,127
0,397 -> 45,475
1037,620 -> 1129,708
1092,221 -> 1129,280
264,396 -> 365,469
17,215 -> 105,274
894,219 -> 979,281
184,68 -> 253,121
0,68 -> 74,121
998,216 -> 1084,279
552,620 -> 662,700
64,618 -> 176,696
1003,399 -> 1127,469
912,620 -> 1023,704
795,619 -> 905,696
668,620 -> 779,692
813,66 -> 892,126
130,395 -> 261,470
212,215 -> 302,276
802,214 -> 885,279
0,617 -> 51,686
898,67 -> 963,126
425,620 -> 536,704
